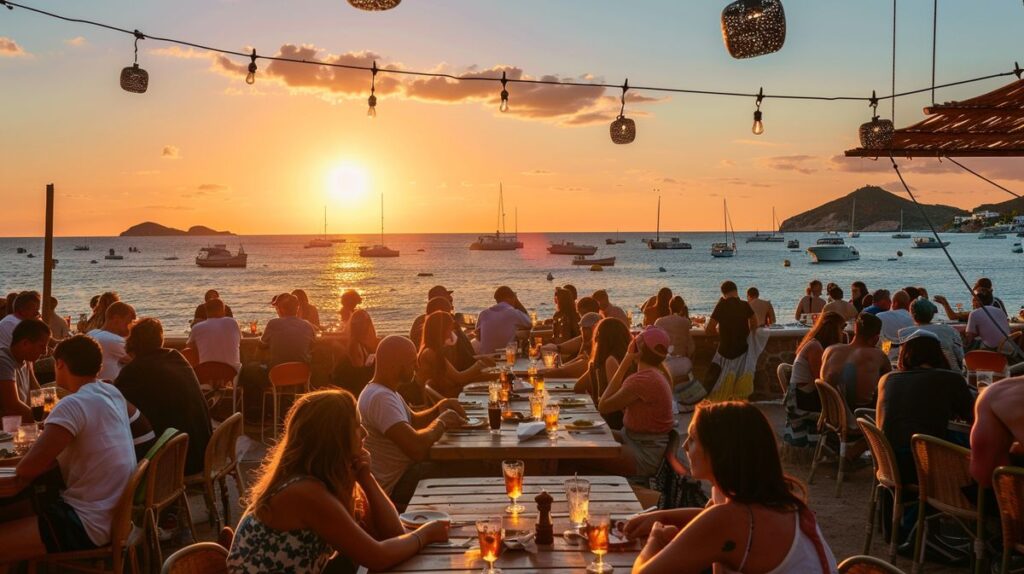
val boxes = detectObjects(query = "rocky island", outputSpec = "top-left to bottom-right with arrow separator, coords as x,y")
119,222 -> 234,237
779,185 -> 967,232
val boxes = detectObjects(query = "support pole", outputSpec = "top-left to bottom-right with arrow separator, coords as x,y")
42,183 -> 54,323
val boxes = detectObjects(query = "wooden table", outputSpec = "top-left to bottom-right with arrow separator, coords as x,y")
365,475 -> 643,574
431,380 -> 621,464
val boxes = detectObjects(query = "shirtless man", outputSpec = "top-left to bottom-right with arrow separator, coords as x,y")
970,376 -> 1024,487
820,313 -> 891,409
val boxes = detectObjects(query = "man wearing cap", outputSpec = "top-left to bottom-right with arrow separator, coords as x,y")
476,286 -> 531,355
261,293 -> 316,367
898,298 -> 964,371
543,312 -> 602,379
409,286 -> 476,370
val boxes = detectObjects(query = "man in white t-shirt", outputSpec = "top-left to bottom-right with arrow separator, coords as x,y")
0,319 -> 50,421
0,335 -> 136,561
877,290 -> 915,361
0,290 -> 41,348
87,301 -> 136,381
186,298 -> 241,370
357,335 -> 466,507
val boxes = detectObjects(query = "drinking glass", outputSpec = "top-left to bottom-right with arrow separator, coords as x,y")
528,345 -> 539,363
541,350 -> 557,369
529,394 -> 546,421
249,320 -> 258,335
2,415 -> 20,434
585,514 -> 613,573
15,423 -> 38,455
881,339 -> 892,356
502,459 -> 525,513
505,343 -> 517,367
564,477 -> 591,533
533,375 -> 545,394
977,370 -> 995,389
42,387 -> 58,417
530,310 -> 538,327
476,518 -> 503,574
488,381 -> 502,404
30,390 -> 45,423
543,405 -> 560,438
488,401 -> 502,435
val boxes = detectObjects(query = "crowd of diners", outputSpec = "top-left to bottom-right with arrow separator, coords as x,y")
0,275 -> 1021,573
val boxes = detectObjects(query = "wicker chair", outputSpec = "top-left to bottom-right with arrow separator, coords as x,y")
993,466 -> 1024,574
194,361 -> 242,424
808,379 -> 851,497
186,413 -> 244,530
910,434 -> 986,574
857,417 -> 914,562
261,362 -> 311,443
142,433 -> 198,569
160,542 -> 228,574
28,460 -> 149,574
838,554 -> 908,573
776,362 -> 793,395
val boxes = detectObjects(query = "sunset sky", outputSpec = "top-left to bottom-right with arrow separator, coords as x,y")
3,0 -> 1023,237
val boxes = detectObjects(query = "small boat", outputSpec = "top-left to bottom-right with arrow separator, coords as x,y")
195,244 -> 246,268
848,198 -> 860,238
783,259 -> 791,267
164,256 -> 179,261
360,194 -> 400,258
26,253 -> 35,258
648,196 -> 692,250
1013,242 -> 1023,254
912,236 -> 950,249
589,264 -> 604,272
416,249 -> 426,252
90,260 -> 97,264
73,245 -> 90,251
104,248 -> 124,261
605,229 -> 626,245
547,241 -> 598,256
787,239 -> 800,249
711,200 -> 737,258
329,238 -> 347,244
546,272 -> 554,281
746,207 -> 785,243
305,206 -> 334,248
658,267 -> 666,272
16,247 -> 26,254
806,232 -> 860,263
892,210 -> 911,239
572,256 -> 616,266
470,185 -> 520,251
979,228 -> 1007,239
417,272 -> 434,277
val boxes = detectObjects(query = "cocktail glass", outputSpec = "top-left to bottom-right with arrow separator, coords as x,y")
476,517 -> 503,574
543,405 -> 560,439
501,459 -> 525,513
529,394 -> 545,421
585,514 -> 613,573
564,477 -> 591,534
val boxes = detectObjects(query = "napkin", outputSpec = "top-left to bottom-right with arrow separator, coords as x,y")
516,421 -> 546,442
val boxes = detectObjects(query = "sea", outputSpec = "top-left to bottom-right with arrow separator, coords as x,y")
1,232 -> 1022,336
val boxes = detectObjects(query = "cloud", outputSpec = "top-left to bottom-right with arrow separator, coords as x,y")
732,138 -> 785,147
197,183 -> 229,192
150,46 -> 210,60
64,36 -> 88,47
827,155 -> 958,175
161,145 -> 181,159
716,177 -> 773,189
760,155 -> 818,175
522,169 -> 553,176
718,159 -> 736,168
551,186 -> 586,192
0,37 -> 27,57
144,204 -> 195,211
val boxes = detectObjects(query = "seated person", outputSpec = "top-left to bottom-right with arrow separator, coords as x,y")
476,286 -> 531,354
0,290 -> 41,348
116,318 -> 212,476
897,298 -> 964,371
87,301 -> 136,381
292,289 -> 321,330
45,296 -> 70,341
655,296 -> 695,386
822,285 -> 858,321
227,389 -> 451,574
576,317 -> 632,430
877,291 -> 915,362
626,401 -> 839,574
783,312 -> 845,448
0,319 -> 50,422
745,287 -> 777,327
592,289 -> 629,325
415,311 -> 492,400
332,310 -> 380,398
0,336 -> 138,564
410,286 -> 476,370
793,280 -> 826,321
192,289 -> 233,324
186,297 -> 241,371
970,375 -> 1024,487
821,313 -> 891,411
965,288 -> 1012,352
543,312 -> 601,379
262,293 -> 316,367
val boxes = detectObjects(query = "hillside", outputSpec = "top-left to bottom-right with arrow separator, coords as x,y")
119,222 -> 233,237
779,186 -> 967,232
974,196 -> 1024,217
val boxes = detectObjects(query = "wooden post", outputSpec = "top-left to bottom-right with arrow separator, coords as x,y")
42,183 -> 54,322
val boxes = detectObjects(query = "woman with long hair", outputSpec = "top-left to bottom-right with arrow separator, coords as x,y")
574,317 -> 632,429
79,291 -> 119,333
332,309 -> 379,397
782,311 -> 846,448
416,310 -> 491,399
642,287 -> 673,327
551,287 -> 581,344
628,401 -> 838,574
292,289 -> 321,330
227,390 -> 449,573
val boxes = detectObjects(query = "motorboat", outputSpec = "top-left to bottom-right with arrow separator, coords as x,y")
912,236 -> 950,249
891,210 -> 911,239
806,233 -> 860,263
73,245 -> 90,251
104,248 -> 124,261
195,244 -> 247,268
16,247 -> 26,254
787,239 -> 800,249
1013,242 -> 1023,254
746,207 -> 785,243
979,228 -> 1007,239
648,195 -> 692,249
848,198 -> 860,238
548,241 -> 598,256
711,199 -> 737,258
470,184 -> 521,250
360,194 -> 400,258
572,255 -> 616,266
305,206 -> 334,248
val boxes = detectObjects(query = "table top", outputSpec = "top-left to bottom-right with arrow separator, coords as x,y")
365,475 -> 643,574
430,380 -> 620,461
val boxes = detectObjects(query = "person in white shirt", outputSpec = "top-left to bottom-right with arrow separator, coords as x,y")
0,335 -> 136,562
87,301 -> 136,381
966,288 -> 1012,351
0,290 -> 41,348
45,296 -> 71,341
877,290 -> 915,361
475,286 -> 531,354
186,298 -> 241,370
898,298 -> 965,371
0,319 -> 50,421
357,336 -> 466,508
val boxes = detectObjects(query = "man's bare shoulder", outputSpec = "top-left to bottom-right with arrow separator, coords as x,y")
982,376 -> 1024,405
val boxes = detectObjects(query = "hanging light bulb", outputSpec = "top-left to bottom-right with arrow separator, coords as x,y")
721,0 -> 786,59
348,0 -> 401,10
367,61 -> 378,118
609,80 -> 636,144
751,87 -> 764,135
119,30 -> 149,94
858,90 -> 894,150
246,49 -> 257,85
499,71 -> 510,113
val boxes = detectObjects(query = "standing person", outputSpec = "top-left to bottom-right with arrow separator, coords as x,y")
0,336 -> 137,565
705,281 -> 759,402
338,289 -> 363,326
0,290 -> 41,348
415,311 -> 492,400
227,389 -> 452,574
793,280 -> 826,321
897,298 -> 965,371
476,286 -> 531,354
592,289 -> 629,325
965,288 -> 1012,351
192,289 -> 233,324
78,291 -> 119,334
292,289 -> 321,330
877,290 -> 914,361
782,312 -> 846,449
551,287 -> 581,345
850,281 -> 869,313
115,318 -> 212,475
87,302 -> 136,381
576,318 -> 632,430
822,285 -> 858,321
332,310 -> 380,398
655,296 -> 695,388
0,319 -> 50,422
626,402 -> 839,574
820,313 -> 891,411
970,375 -> 1024,486
745,287 -> 776,327
642,288 -> 673,327
44,296 -> 70,341
863,289 -> 891,315
186,297 -> 242,371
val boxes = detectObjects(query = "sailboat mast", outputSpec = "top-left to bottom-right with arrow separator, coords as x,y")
380,194 -> 384,245
323,205 -> 327,239
656,195 -> 661,242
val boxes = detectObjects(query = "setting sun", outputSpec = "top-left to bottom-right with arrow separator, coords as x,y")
327,164 -> 370,204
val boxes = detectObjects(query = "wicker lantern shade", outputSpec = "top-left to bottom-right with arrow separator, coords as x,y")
610,115 -> 636,145
721,0 -> 786,59
348,0 -> 401,10
120,64 -> 149,94
859,116 -> 894,150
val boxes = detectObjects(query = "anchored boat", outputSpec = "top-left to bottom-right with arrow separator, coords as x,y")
806,233 -> 859,263
195,245 -> 247,268
572,256 -> 615,266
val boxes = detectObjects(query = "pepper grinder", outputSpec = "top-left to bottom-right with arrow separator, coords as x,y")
534,490 -> 554,545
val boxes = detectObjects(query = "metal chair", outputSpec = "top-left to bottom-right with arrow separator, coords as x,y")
910,434 -> 986,574
857,417 -> 914,562
160,542 -> 228,574
185,413 -> 244,531
808,379 -> 852,497
964,350 -> 1008,376
180,347 -> 201,369
261,362 -> 311,443
142,433 -> 198,569
28,460 -> 149,574
194,361 -> 242,424
838,554 -> 908,573
993,465 -> 1024,574
776,362 -> 793,395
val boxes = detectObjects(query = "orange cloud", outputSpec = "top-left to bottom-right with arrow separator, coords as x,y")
0,37 -> 27,57
161,145 -> 181,159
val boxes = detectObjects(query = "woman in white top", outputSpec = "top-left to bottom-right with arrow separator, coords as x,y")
627,401 -> 838,574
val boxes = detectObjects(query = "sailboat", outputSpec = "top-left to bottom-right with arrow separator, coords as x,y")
648,195 -> 691,249
470,184 -> 519,251
848,198 -> 860,238
711,199 -> 737,257
746,207 -> 785,243
605,230 -> 626,245
304,206 -> 333,248
359,194 -> 400,258
892,209 -> 911,239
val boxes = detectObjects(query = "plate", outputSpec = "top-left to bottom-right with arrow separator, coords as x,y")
458,400 -> 481,408
464,382 -> 490,392
400,510 -> 450,528
557,397 -> 588,407
461,417 -> 487,429
564,419 -> 606,429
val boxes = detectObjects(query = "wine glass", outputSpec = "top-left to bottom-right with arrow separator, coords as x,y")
564,477 -> 591,535
501,459 -> 525,513
476,517 -> 503,574
585,514 -> 613,573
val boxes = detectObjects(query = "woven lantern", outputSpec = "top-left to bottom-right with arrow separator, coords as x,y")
120,63 -> 149,94
610,116 -> 636,145
721,0 -> 786,59
859,116 -> 894,150
348,0 -> 401,10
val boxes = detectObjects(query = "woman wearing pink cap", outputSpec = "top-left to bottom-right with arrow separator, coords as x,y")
598,326 -> 676,481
